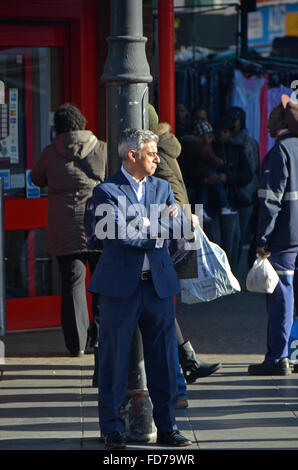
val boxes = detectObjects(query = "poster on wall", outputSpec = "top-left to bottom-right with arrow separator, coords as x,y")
0,87 -> 19,164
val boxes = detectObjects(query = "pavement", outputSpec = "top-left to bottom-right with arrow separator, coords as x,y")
0,248 -> 298,461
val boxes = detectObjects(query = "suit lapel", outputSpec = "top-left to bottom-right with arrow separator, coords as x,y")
145,176 -> 156,217
117,170 -> 139,206
116,170 -> 157,215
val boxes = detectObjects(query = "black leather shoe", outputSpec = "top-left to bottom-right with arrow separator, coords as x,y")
186,360 -> 222,382
178,341 -> 221,384
248,358 -> 292,376
104,431 -> 126,449
70,350 -> 85,357
157,430 -> 192,447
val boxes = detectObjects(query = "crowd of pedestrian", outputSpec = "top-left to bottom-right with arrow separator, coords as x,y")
176,101 -> 259,274
30,94 -> 298,450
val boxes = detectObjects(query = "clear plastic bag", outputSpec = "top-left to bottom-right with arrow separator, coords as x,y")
246,255 -> 279,294
180,226 -> 241,304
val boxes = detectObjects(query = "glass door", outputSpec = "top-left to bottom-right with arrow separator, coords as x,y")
0,25 -> 70,330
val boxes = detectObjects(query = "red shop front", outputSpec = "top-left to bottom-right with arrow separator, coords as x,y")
0,0 -> 106,330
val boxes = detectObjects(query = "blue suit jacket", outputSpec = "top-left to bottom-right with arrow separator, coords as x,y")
88,169 -> 182,299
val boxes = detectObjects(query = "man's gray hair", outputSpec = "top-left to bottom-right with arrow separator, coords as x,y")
118,128 -> 159,161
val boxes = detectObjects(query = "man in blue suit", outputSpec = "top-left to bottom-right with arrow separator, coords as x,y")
88,128 -> 193,448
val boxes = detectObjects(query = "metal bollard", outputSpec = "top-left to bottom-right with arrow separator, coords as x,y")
122,327 -> 156,442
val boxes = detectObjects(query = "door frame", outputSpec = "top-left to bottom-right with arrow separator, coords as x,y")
0,7 -> 99,330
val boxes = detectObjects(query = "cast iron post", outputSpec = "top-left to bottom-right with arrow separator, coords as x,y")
101,0 -> 156,442
102,0 -> 152,176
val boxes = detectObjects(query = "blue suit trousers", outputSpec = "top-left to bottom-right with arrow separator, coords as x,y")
98,279 -> 178,435
266,248 -> 298,363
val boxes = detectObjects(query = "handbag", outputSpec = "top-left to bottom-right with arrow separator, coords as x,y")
168,236 -> 193,268
246,255 -> 279,294
180,226 -> 241,304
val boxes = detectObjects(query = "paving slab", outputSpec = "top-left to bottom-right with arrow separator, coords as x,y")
1,251 -> 298,458
1,353 -> 298,453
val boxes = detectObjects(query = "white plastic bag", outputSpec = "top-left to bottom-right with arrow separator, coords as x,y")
180,226 -> 241,304
246,255 -> 279,294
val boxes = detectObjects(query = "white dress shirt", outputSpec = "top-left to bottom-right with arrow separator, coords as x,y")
121,165 -> 163,272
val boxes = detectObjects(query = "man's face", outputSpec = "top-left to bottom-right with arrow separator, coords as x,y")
267,113 -> 286,138
216,128 -> 232,144
193,109 -> 208,125
176,103 -> 188,123
134,140 -> 160,178
233,118 -> 242,135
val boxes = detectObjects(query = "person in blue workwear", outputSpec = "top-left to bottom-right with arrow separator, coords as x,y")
248,98 -> 298,375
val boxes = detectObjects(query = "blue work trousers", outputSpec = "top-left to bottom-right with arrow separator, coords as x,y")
266,248 -> 298,363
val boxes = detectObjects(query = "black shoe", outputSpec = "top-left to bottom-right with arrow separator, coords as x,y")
293,363 -> 298,373
186,360 -> 222,382
248,358 -> 292,376
157,430 -> 192,447
70,350 -> 85,357
104,431 -> 126,449
178,341 -> 221,384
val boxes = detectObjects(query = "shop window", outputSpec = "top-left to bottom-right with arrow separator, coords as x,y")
0,47 -> 63,196
0,47 -> 64,300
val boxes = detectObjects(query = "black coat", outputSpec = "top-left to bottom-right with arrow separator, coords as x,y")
212,141 -> 253,209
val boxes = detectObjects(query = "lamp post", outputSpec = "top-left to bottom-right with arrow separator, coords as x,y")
102,0 -> 152,176
101,0 -> 156,442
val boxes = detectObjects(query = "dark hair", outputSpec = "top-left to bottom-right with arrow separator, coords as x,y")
214,117 -> 234,132
191,105 -> 208,120
225,106 -> 246,130
54,103 -> 86,135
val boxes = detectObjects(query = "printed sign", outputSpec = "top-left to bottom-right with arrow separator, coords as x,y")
0,169 -> 10,190
26,170 -> 40,198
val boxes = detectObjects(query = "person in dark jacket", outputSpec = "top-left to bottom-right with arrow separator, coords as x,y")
31,103 -> 107,357
225,106 -> 260,249
206,117 -> 253,271
149,105 -> 221,395
175,101 -> 192,140
248,97 -> 298,376
191,121 -> 236,220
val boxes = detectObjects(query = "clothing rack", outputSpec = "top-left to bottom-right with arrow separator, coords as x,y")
175,56 -> 298,125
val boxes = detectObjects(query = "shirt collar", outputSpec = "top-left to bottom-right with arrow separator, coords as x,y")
121,165 -> 147,185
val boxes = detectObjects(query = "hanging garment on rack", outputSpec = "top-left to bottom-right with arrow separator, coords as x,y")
259,74 -> 269,164
232,69 -> 265,142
